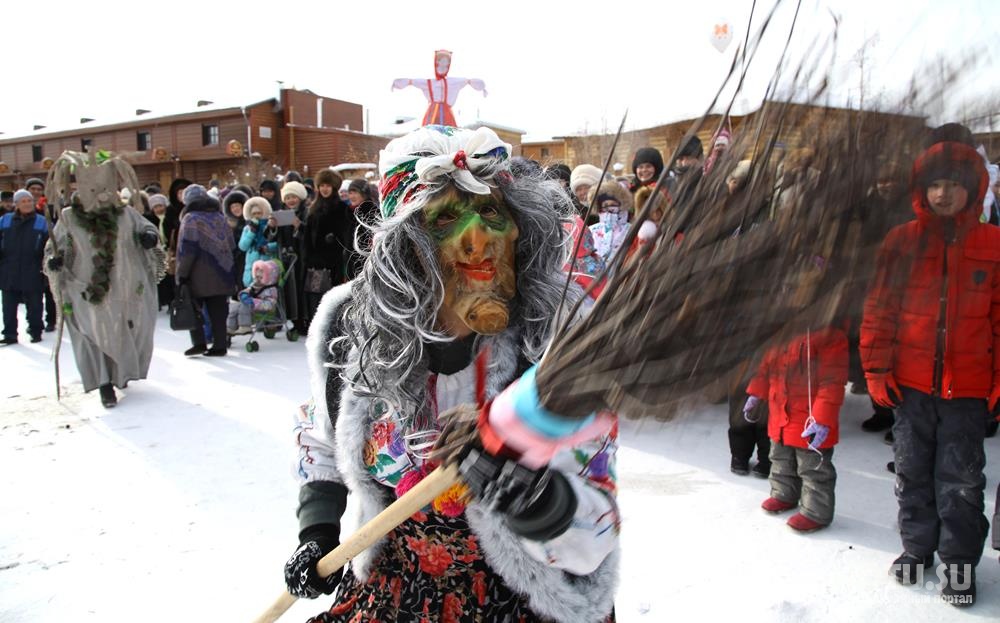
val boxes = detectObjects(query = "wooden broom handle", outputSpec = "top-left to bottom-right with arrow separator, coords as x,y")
252,463 -> 462,623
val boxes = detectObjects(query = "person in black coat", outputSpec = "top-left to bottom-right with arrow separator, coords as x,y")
302,169 -> 347,327
0,190 -> 49,344
224,190 -> 249,293
342,178 -> 378,280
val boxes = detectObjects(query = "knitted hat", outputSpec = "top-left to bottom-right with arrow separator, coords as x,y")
631,147 -> 664,181
243,196 -> 273,221
348,178 -> 369,195
259,179 -> 279,194
280,180 -> 308,201
148,193 -> 169,208
570,164 -> 604,192
315,168 -> 343,189
24,177 -> 44,190
284,170 -> 304,184
13,189 -> 33,203
377,125 -> 512,219
224,190 -> 249,213
207,187 -> 220,200
182,184 -> 209,205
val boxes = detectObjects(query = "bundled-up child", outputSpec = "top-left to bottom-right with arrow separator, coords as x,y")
228,259 -> 279,335
861,123 -> 1000,607
238,197 -> 278,287
745,326 -> 847,533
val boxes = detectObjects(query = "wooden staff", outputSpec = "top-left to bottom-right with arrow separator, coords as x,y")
252,463 -> 460,623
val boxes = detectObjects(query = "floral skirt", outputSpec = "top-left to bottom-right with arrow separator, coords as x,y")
306,509 -> 613,623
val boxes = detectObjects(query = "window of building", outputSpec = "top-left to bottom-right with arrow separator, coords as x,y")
541,147 -> 550,158
202,124 -> 219,146
81,138 -> 92,152
136,132 -> 151,151
31,144 -> 43,162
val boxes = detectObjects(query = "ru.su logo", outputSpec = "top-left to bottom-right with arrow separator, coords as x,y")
891,562 -> 973,590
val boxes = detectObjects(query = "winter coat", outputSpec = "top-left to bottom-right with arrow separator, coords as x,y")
164,178 -> 191,253
747,327 -> 848,449
304,197 -> 348,274
227,214 -> 247,290
294,285 -> 620,623
0,211 -> 48,291
238,221 -> 278,287
175,199 -> 237,299
861,141 -> 1000,399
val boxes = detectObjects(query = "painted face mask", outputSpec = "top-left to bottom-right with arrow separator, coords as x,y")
424,188 -> 519,335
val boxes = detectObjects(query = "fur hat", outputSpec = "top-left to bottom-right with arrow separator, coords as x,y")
243,196 -> 273,221
182,184 -> 209,205
544,163 -> 572,184
631,147 -> 664,181
727,160 -> 752,184
678,136 -> 704,159
24,177 -> 44,190
224,190 -> 249,213
281,180 -> 308,201
148,193 -> 169,208
587,181 -> 633,214
13,189 -> 33,204
570,164 -> 604,192
315,168 -> 343,190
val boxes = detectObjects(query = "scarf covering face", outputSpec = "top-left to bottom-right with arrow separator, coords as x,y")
378,125 -> 512,220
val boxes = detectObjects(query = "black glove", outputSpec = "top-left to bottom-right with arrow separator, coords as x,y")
47,255 -> 64,271
139,231 -> 159,249
284,524 -> 343,599
248,220 -> 258,232
324,233 -> 336,245
459,447 -> 578,541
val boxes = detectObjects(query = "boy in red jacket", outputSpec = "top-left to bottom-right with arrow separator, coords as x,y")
861,123 -> 999,608
745,327 -> 848,532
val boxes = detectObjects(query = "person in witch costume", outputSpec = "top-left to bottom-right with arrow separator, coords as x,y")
44,151 -> 163,408
286,125 -> 620,622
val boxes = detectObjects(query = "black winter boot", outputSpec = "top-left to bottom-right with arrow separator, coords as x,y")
730,456 -> 750,476
99,384 -> 117,409
890,552 -> 933,585
941,565 -> 975,608
861,410 -> 894,432
752,459 -> 771,478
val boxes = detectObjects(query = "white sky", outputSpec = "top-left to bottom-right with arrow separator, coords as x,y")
2,0 -> 997,140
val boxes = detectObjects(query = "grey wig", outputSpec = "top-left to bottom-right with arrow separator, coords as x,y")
331,169 -> 577,419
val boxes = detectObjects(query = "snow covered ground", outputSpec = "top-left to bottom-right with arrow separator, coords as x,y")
2,311 -> 999,622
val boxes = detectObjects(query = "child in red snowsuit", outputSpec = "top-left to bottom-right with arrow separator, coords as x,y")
745,327 -> 847,532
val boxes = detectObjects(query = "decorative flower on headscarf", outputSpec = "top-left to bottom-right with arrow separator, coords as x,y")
378,125 -> 512,220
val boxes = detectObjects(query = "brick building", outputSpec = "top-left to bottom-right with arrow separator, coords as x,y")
0,89 -> 390,191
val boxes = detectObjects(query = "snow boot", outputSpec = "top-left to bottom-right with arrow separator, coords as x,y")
986,419 -> 998,439
184,344 -> 208,357
99,384 -> 117,409
883,430 -> 894,445
787,512 -> 827,532
204,347 -> 227,357
890,552 -> 934,585
887,461 -> 896,474
941,565 -> 975,608
730,457 -> 750,476
1,336 -> 17,346
752,459 -> 771,478
849,381 -> 869,395
861,411 -> 893,432
761,497 -> 796,514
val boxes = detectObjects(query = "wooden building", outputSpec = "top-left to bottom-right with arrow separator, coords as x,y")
0,89 -> 390,191
523,101 -> 927,172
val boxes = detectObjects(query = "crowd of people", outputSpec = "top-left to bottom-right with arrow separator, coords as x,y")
3,119 -> 1000,618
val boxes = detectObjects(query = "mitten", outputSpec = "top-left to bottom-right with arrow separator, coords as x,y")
239,291 -> 252,305
743,395 -> 762,423
138,231 -> 159,249
283,524 -> 342,599
458,446 -> 577,541
865,370 -> 902,408
801,419 -> 830,451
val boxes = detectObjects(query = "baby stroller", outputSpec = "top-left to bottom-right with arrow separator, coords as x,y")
228,252 -> 300,353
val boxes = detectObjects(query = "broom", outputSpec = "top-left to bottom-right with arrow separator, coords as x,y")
254,12 -> 948,620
